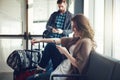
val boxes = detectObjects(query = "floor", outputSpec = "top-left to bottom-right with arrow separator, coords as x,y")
0,72 -> 13,80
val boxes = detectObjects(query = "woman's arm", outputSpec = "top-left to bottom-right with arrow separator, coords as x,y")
56,38 -> 93,69
75,38 -> 93,71
56,45 -> 77,67
31,38 -> 61,45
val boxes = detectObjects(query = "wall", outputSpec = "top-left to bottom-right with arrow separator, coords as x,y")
0,0 -> 22,72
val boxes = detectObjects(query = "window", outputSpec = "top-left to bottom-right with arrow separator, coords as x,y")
84,0 -> 104,54
29,0 -> 74,35
113,0 -> 120,60
84,0 -> 120,60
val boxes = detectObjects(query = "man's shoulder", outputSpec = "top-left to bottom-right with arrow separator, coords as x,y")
52,10 -> 60,14
50,11 -> 59,16
66,11 -> 72,14
66,11 -> 73,17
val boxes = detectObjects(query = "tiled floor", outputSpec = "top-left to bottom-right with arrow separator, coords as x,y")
0,72 -> 13,80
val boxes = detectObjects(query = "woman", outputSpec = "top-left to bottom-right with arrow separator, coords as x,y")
31,14 -> 96,80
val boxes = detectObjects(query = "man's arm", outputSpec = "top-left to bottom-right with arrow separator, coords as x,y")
62,12 -> 73,36
46,12 -> 56,32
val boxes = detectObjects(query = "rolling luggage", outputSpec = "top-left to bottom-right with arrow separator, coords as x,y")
7,49 -> 42,72
7,43 -> 43,80
14,69 -> 36,80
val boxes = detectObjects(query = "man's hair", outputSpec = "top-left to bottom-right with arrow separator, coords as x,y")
57,0 -> 66,4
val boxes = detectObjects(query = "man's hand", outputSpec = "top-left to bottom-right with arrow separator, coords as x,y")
52,28 -> 63,34
52,28 -> 59,33
57,29 -> 63,34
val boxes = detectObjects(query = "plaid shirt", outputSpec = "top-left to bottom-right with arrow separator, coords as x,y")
51,13 -> 66,38
46,10 -> 72,38
55,13 -> 66,29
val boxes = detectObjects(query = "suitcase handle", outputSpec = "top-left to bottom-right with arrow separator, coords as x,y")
31,43 -> 40,51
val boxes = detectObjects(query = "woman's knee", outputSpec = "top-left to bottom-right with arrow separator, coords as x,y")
45,43 -> 56,50
46,43 -> 56,48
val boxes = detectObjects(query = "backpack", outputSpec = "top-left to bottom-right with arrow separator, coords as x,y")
6,50 -> 42,72
43,30 -> 52,38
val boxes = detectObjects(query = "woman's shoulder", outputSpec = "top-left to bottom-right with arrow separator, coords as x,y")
79,38 -> 92,44
81,38 -> 91,41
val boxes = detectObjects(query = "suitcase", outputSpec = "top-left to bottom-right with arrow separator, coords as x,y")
7,49 -> 42,72
7,42 -> 43,80
14,69 -> 36,80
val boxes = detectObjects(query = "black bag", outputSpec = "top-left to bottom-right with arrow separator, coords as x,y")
7,50 -> 42,72
43,30 -> 52,38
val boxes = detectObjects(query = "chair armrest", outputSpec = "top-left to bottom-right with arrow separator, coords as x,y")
51,74 -> 86,80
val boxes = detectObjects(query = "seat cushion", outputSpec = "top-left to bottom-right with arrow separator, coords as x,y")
111,61 -> 120,80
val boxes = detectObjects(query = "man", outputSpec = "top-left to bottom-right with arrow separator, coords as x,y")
44,0 -> 73,38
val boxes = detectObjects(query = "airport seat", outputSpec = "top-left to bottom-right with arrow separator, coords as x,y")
111,61 -> 120,80
51,51 -> 120,80
86,52 -> 115,80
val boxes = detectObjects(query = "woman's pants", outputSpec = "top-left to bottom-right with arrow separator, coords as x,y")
26,43 -> 65,80
39,43 -> 65,70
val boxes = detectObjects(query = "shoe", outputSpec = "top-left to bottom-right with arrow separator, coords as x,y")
35,65 -> 46,73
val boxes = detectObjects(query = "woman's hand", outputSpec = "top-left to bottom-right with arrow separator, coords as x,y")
31,39 -> 37,45
56,45 -> 69,55
57,45 -> 77,67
